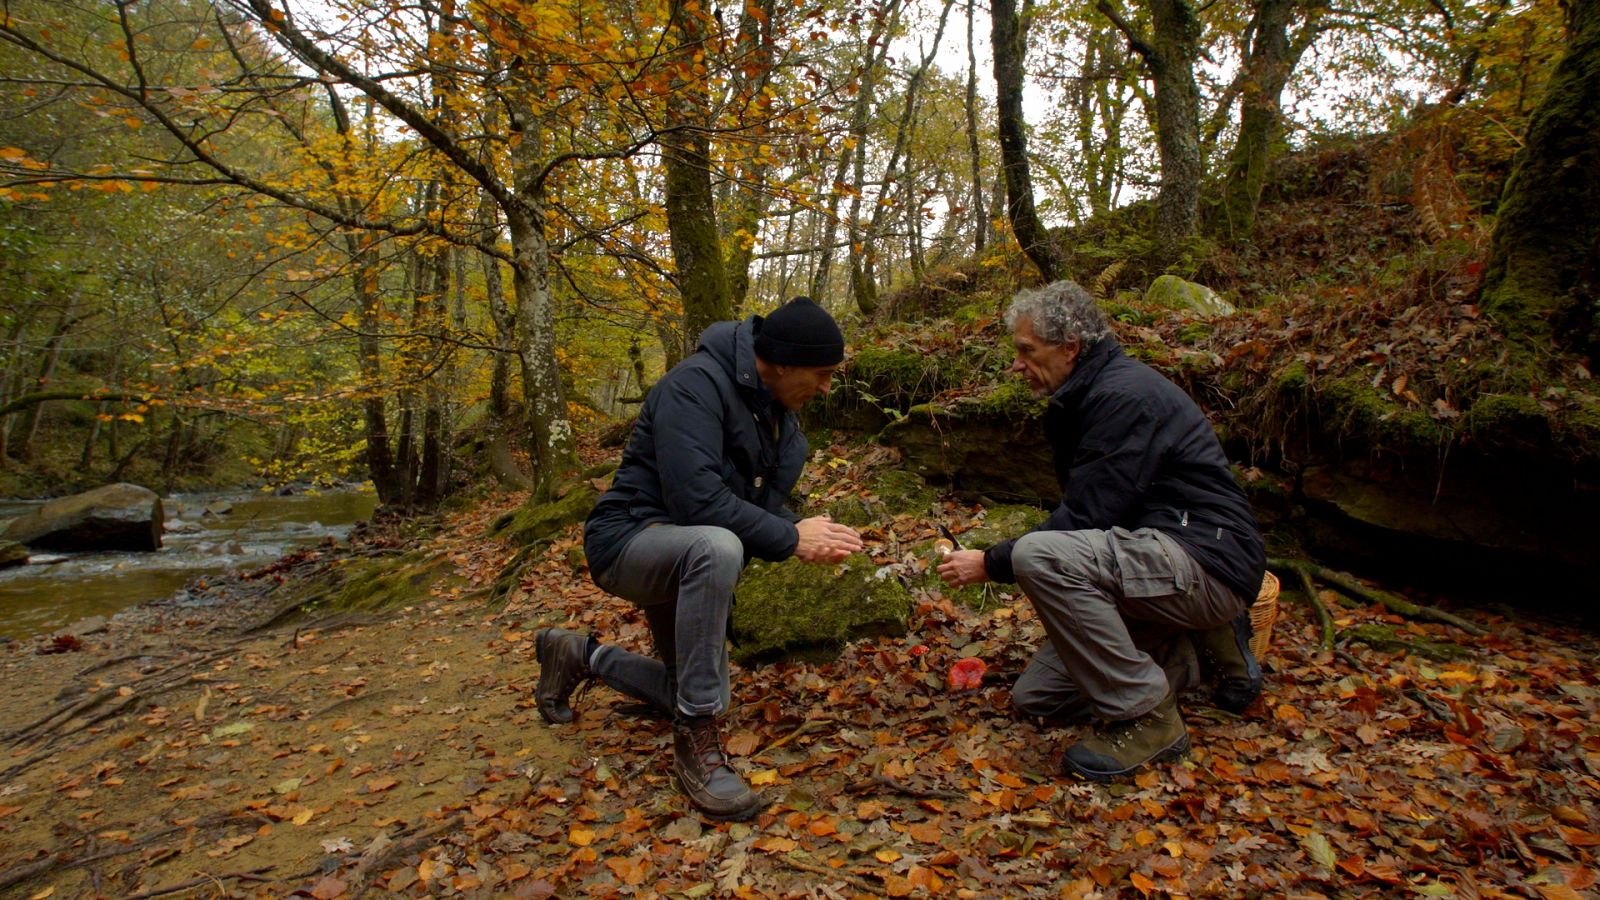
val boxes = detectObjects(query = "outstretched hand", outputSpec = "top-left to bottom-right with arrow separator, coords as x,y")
937,549 -> 990,587
794,515 -> 864,564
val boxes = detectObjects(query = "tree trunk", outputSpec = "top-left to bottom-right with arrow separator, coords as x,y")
1214,0 -> 1315,238
12,309 -> 76,460
721,0 -> 781,314
662,0 -> 732,355
812,0 -> 900,302
1146,0 -> 1203,259
1481,0 -> 1600,352
505,198 -> 577,499
992,0 -> 1063,281
965,0 -> 987,253
1099,0 -> 1203,261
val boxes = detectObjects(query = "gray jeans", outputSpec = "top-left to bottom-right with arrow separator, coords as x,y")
590,524 -> 742,719
1010,527 -> 1248,722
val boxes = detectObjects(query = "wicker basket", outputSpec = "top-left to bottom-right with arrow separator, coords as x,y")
1249,571 -> 1280,660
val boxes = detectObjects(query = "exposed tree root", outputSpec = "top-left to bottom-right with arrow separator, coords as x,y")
1268,557 -> 1488,658
0,812 -> 259,893
1269,557 -> 1485,635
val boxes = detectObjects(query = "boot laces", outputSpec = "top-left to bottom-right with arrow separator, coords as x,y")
688,721 -> 730,769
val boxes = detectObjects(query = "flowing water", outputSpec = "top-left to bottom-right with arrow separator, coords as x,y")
0,486 -> 377,639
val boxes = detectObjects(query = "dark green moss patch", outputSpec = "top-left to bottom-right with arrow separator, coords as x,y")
730,554 -> 914,661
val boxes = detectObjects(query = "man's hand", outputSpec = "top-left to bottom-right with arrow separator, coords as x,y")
794,515 -> 864,564
937,549 -> 990,587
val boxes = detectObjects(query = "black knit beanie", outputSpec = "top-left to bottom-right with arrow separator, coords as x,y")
753,297 -> 845,366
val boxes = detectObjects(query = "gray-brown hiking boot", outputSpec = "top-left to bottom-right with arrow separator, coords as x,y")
534,627 -> 590,724
672,716 -> 764,821
1198,612 -> 1263,713
1061,691 -> 1190,782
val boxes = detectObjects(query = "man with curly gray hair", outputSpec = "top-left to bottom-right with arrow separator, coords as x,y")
939,279 -> 1265,781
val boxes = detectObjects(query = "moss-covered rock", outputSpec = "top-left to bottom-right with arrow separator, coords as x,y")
1145,275 -> 1237,317
730,554 -> 914,660
491,481 -> 600,547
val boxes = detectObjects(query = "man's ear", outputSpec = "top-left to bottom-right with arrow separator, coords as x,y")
1063,337 -> 1082,362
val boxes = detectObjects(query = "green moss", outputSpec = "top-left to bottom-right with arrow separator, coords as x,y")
1276,360 -> 1310,392
491,481 -> 600,547
731,554 -> 914,660
1177,321 -> 1215,344
1104,299 -> 1156,326
1318,375 -> 1446,448
270,551 -> 453,617
820,468 -> 939,527
968,380 -> 1048,420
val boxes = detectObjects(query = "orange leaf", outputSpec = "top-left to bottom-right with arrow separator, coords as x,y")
310,876 -> 347,899
365,777 -> 398,793
569,827 -> 595,846
1130,872 -> 1155,895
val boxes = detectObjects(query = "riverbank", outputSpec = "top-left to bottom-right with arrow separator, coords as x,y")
2,477 -> 1599,898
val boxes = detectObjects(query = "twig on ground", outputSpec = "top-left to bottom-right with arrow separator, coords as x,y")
122,866 -> 275,899
757,717 -> 836,756
844,775 -> 965,800
349,814 -> 466,898
774,855 -> 886,896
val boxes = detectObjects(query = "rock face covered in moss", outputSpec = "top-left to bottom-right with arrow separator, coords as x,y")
878,388 -> 1056,505
730,554 -> 914,660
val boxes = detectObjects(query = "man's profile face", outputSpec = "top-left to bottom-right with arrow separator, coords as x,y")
770,364 -> 838,411
1011,318 -> 1078,395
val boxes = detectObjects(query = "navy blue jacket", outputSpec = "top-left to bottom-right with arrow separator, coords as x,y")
584,317 -> 805,581
983,337 -> 1266,600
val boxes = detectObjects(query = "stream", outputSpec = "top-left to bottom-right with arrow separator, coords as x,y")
0,486 -> 377,639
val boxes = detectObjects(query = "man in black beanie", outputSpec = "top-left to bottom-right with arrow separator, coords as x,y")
535,296 -> 864,820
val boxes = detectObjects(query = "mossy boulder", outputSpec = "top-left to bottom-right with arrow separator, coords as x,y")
491,481 -> 600,547
878,389 -> 1056,505
731,554 -> 914,660
1145,275 -> 1237,318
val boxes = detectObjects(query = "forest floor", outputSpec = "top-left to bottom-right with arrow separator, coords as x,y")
2,444 -> 1599,899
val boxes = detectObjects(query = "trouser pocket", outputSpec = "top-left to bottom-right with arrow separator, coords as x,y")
1110,528 -> 1195,599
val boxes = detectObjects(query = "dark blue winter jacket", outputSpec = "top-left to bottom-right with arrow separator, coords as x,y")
584,317 -> 805,582
983,336 -> 1267,600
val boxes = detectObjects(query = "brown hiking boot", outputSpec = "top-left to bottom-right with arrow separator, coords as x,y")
672,716 -> 764,821
1061,691 -> 1190,782
1198,612 -> 1263,713
534,627 -> 590,724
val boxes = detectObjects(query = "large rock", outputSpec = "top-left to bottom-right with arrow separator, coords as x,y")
0,540 -> 27,568
2,483 -> 164,551
1145,275 -> 1237,317
731,554 -> 914,660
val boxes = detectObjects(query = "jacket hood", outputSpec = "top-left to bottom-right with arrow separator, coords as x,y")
697,317 -> 765,397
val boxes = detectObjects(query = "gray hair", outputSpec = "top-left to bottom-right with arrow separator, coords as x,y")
1003,280 -> 1110,347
